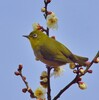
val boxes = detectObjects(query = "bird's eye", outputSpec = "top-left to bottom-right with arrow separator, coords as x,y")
33,34 -> 37,38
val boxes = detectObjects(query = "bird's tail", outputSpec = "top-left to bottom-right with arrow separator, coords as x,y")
74,54 -> 88,66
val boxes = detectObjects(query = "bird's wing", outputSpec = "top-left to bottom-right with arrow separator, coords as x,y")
39,40 -> 73,64
55,40 -> 88,65
55,40 -> 77,61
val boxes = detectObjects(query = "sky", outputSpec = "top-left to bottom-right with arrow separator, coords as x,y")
0,0 -> 99,100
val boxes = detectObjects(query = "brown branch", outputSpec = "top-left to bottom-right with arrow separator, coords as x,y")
83,51 -> 99,74
53,75 -> 78,100
46,66 -> 52,100
43,1 -> 52,100
44,0 -> 50,36
14,64 -> 36,98
53,51 -> 99,100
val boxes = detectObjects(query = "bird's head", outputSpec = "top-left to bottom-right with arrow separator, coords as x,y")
23,30 -> 47,48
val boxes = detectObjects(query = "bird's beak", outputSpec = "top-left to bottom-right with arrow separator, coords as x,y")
23,35 -> 29,39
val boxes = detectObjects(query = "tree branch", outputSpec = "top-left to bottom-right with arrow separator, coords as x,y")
46,66 -> 52,100
43,1 -> 52,100
14,65 -> 36,98
83,51 -> 99,74
53,75 -> 78,100
53,51 -> 99,100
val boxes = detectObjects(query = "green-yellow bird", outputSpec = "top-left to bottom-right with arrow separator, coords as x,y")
23,30 -> 88,67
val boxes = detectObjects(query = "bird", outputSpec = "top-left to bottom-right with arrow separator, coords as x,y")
23,30 -> 88,67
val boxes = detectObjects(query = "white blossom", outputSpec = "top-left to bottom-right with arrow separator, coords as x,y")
34,86 -> 46,99
46,12 -> 58,29
51,66 -> 65,77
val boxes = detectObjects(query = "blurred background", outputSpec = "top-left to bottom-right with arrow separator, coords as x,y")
0,0 -> 99,100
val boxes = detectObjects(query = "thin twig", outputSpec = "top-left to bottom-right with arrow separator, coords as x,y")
44,0 -> 49,36
14,65 -> 35,98
20,73 -> 29,89
53,51 -> 99,100
83,51 -> 99,74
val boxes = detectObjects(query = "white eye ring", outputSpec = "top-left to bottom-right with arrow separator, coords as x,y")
33,34 -> 37,38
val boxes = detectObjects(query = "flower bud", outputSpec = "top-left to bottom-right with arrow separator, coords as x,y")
14,71 -> 20,76
47,0 -> 51,3
69,63 -> 76,69
94,57 -> 99,63
22,88 -> 27,93
32,23 -> 41,31
87,70 -> 93,73
18,64 -> 23,71
41,7 -> 46,12
79,68 -> 85,75
41,71 -> 48,77
78,82 -> 87,90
